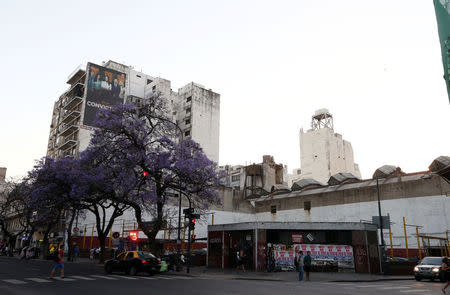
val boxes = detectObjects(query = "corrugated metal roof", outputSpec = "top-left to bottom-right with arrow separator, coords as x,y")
255,172 -> 431,203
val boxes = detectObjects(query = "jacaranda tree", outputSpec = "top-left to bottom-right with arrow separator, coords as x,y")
87,94 -> 223,250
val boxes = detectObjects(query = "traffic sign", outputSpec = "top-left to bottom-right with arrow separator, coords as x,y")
112,232 -> 120,239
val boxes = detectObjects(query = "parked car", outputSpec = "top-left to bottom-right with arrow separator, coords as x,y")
413,256 -> 445,282
386,256 -> 409,263
105,251 -> 161,276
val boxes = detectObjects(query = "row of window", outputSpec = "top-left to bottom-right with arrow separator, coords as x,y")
270,201 -> 311,214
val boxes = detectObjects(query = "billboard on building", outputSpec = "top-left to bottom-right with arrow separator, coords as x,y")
83,63 -> 126,127
433,0 -> 450,102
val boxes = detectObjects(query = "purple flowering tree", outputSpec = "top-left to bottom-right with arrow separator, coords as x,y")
87,94 -> 223,250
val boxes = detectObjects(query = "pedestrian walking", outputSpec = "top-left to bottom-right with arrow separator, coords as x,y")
49,245 -> 64,279
303,251 -> 312,281
267,247 -> 275,272
295,250 -> 304,281
442,257 -> 450,294
73,245 -> 79,262
235,249 -> 246,272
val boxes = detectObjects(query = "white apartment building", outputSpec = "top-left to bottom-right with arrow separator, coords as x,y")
47,60 -> 220,164
289,109 -> 361,186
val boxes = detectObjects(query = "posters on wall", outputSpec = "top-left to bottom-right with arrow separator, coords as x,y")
82,63 -> 126,127
274,244 -> 355,271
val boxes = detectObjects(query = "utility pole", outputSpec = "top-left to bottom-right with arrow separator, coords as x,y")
376,178 -> 386,273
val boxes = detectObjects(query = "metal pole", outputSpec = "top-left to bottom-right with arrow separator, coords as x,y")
416,227 -> 422,260
403,217 -> 409,261
82,225 -> 87,249
376,178 -> 386,272
387,213 -> 394,261
90,225 -> 95,249
187,199 -> 192,274
177,191 -> 182,271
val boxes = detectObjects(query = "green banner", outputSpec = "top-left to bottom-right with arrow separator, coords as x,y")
434,0 -> 450,102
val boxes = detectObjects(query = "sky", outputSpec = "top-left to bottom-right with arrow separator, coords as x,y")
0,0 -> 449,181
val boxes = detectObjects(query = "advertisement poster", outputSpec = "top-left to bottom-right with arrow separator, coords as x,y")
83,63 -> 126,127
293,244 -> 354,270
274,250 -> 295,270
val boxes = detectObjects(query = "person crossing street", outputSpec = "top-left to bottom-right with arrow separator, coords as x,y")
49,245 -> 64,279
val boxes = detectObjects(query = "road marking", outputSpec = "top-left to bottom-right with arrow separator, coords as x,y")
400,290 -> 429,293
53,277 -> 76,281
2,279 -> 27,285
90,275 -> 118,280
139,276 -> 157,280
355,285 -> 383,288
69,275 -> 96,281
157,276 -> 175,280
381,286 -> 410,290
110,275 -> 139,280
172,276 -> 192,280
25,278 -> 52,283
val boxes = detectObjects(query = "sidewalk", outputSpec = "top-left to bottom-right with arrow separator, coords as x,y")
166,267 -> 413,282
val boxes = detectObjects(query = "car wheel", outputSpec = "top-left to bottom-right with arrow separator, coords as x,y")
415,276 -> 422,281
105,264 -> 113,274
130,266 -> 138,276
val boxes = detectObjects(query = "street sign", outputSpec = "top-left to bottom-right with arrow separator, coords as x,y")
372,216 -> 390,229
306,233 -> 314,241
73,227 -> 79,234
112,232 -> 120,239
292,234 -> 303,243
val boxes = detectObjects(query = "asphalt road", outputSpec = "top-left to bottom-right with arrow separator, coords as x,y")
0,257 -> 445,295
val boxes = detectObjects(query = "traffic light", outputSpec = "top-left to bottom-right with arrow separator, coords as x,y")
129,231 -> 138,241
142,171 -> 149,177
192,234 -> 196,240
189,218 -> 196,231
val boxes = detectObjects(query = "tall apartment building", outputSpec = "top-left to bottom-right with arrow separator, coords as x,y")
290,109 -> 361,185
46,60 -> 220,163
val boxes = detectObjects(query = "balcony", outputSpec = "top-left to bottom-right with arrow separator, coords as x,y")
59,124 -> 78,137
67,65 -> 86,85
59,135 -> 77,151
61,109 -> 81,124
63,83 -> 84,110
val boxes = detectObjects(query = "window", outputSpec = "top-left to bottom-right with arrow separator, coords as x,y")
231,175 -> 240,182
125,252 -> 135,260
152,85 -> 156,92
186,107 -> 191,113
185,119 -> 190,125
304,201 -> 311,211
271,205 -> 277,214
185,130 -> 190,137
186,96 -> 192,102
136,74 -> 141,78
147,79 -> 153,85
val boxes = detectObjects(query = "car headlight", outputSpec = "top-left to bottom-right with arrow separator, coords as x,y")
432,268 -> 440,273
414,266 -> 419,271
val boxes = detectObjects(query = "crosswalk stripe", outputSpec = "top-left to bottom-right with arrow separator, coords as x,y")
26,278 -> 52,283
69,275 -> 96,281
381,286 -> 410,290
139,276 -> 157,280
53,277 -> 76,281
355,285 -> 383,288
2,279 -> 27,285
172,276 -> 192,280
90,275 -> 118,280
110,275 -> 139,280
157,276 -> 175,280
400,290 -> 429,293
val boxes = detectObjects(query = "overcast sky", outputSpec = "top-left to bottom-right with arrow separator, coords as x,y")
1,0 -> 449,180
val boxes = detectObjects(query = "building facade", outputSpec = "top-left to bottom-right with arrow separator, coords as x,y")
46,60 -> 220,163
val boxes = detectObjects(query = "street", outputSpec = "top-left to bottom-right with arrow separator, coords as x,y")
0,257 -> 445,295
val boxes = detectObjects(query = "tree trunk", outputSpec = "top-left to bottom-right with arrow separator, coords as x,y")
66,211 -> 76,262
98,233 -> 107,263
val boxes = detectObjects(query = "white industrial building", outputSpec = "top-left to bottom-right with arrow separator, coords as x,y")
288,109 -> 361,186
